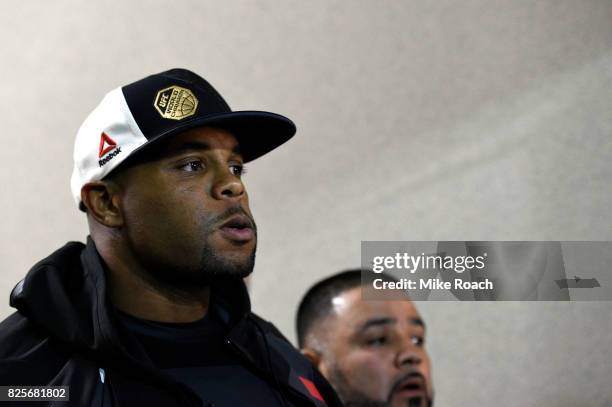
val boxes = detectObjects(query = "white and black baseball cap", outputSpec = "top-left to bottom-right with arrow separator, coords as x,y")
71,68 -> 296,210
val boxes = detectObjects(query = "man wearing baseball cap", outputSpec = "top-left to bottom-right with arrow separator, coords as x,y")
0,69 -> 341,407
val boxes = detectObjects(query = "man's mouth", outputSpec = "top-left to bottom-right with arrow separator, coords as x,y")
218,214 -> 255,242
391,373 -> 427,400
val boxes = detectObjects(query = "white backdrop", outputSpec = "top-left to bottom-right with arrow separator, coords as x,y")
1,1 -> 611,406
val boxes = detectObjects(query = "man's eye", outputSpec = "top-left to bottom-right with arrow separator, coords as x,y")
230,164 -> 246,177
365,337 -> 387,347
411,336 -> 425,347
179,161 -> 204,172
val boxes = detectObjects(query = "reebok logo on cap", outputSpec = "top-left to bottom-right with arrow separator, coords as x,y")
98,132 -> 117,158
98,132 -> 122,167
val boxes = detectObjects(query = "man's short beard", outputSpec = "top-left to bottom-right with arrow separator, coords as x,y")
142,242 -> 257,292
129,206 -> 258,294
327,365 -> 389,407
196,241 -> 257,283
327,365 -> 433,407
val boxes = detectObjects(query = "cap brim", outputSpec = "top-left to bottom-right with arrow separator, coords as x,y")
138,111 -> 296,163
198,111 -> 296,162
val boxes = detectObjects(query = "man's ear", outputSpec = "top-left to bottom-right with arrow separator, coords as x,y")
302,347 -> 331,378
301,347 -> 322,369
81,181 -> 124,227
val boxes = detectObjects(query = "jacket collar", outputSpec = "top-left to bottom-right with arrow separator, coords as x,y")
10,237 -> 253,357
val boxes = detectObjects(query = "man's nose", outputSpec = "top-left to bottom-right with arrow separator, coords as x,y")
395,346 -> 423,369
211,170 -> 245,200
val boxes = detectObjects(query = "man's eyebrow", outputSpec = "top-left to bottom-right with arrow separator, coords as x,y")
172,141 -> 242,156
411,317 -> 426,330
356,316 -> 426,334
176,141 -> 210,152
356,317 -> 396,333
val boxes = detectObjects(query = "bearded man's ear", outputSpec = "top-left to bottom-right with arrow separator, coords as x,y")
81,181 -> 124,228
301,347 -> 332,377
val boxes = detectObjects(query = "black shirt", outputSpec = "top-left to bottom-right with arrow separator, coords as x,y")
117,310 -> 283,406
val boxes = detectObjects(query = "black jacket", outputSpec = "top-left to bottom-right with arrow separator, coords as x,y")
0,239 -> 342,407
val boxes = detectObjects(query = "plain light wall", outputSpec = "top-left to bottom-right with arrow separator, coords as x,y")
1,1 -> 611,406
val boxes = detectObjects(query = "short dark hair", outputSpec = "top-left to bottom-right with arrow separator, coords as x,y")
296,269 -> 363,348
296,269 -> 404,347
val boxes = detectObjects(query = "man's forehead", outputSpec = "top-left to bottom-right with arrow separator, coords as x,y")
331,287 -> 421,322
161,127 -> 241,154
